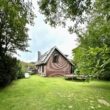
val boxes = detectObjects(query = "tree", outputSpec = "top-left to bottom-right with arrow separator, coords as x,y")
38,0 -> 92,35
73,0 -> 110,80
0,55 -> 18,87
0,0 -> 34,86
0,0 -> 34,55
38,0 -> 110,34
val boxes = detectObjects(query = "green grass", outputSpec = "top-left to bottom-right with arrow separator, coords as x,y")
0,75 -> 110,110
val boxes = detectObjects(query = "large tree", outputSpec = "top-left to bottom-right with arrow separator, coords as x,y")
73,0 -> 110,80
0,0 -> 34,55
38,0 -> 92,35
0,0 -> 34,86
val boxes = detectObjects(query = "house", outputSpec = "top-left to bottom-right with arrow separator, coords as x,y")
36,46 -> 73,76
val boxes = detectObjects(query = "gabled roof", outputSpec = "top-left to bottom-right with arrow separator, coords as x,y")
36,46 -> 73,65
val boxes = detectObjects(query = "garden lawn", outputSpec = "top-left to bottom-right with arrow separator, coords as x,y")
0,75 -> 110,110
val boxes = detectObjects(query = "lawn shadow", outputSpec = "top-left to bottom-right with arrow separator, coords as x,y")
0,79 -> 21,91
87,84 -> 110,91
0,83 -> 13,91
65,78 -> 87,82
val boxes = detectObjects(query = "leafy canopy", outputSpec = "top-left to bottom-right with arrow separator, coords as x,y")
0,0 -> 34,86
0,0 -> 34,54
73,0 -> 110,80
38,0 -> 92,35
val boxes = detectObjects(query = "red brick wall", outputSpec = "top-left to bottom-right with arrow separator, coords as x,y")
46,50 -> 72,76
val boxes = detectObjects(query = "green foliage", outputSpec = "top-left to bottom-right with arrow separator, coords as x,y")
16,60 -> 25,79
73,46 -> 110,80
0,0 -> 34,86
38,0 -> 92,34
20,61 -> 36,73
0,55 -> 28,87
73,0 -> 110,80
0,55 -> 18,87
0,0 -> 34,54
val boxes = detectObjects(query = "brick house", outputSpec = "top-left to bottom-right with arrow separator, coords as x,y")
36,46 -> 73,76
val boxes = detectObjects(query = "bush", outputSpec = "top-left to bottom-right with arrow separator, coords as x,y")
0,55 -> 17,87
16,60 -> 25,79
98,71 -> 110,80
0,55 -> 25,87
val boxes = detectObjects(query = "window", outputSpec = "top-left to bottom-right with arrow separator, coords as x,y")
53,54 -> 59,63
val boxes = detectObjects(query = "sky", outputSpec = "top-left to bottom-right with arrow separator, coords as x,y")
16,0 -> 78,62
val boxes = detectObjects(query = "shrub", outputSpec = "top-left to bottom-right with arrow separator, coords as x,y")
0,55 -> 25,87
0,55 -> 17,87
16,60 -> 25,79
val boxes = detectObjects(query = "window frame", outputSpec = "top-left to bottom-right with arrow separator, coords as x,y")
53,54 -> 59,63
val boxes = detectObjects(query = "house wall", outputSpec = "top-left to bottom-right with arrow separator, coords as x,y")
37,65 -> 46,76
46,50 -> 72,76
44,65 -> 46,76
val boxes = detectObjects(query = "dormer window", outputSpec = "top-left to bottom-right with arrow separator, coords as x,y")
53,54 -> 59,63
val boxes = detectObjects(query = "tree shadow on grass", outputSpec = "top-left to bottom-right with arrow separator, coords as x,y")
87,84 -> 110,91
0,80 -> 18,91
65,78 -> 87,82
65,79 -> 110,90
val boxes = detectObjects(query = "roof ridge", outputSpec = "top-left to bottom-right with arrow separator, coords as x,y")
36,46 -> 73,65
36,46 -> 56,65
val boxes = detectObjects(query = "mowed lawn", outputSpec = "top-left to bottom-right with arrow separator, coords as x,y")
0,75 -> 110,110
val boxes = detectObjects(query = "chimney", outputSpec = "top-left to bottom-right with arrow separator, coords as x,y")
38,51 -> 41,61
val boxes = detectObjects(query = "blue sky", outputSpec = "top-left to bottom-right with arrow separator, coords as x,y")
16,0 -> 78,62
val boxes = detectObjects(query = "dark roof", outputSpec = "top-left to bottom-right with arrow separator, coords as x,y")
36,46 -> 73,65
